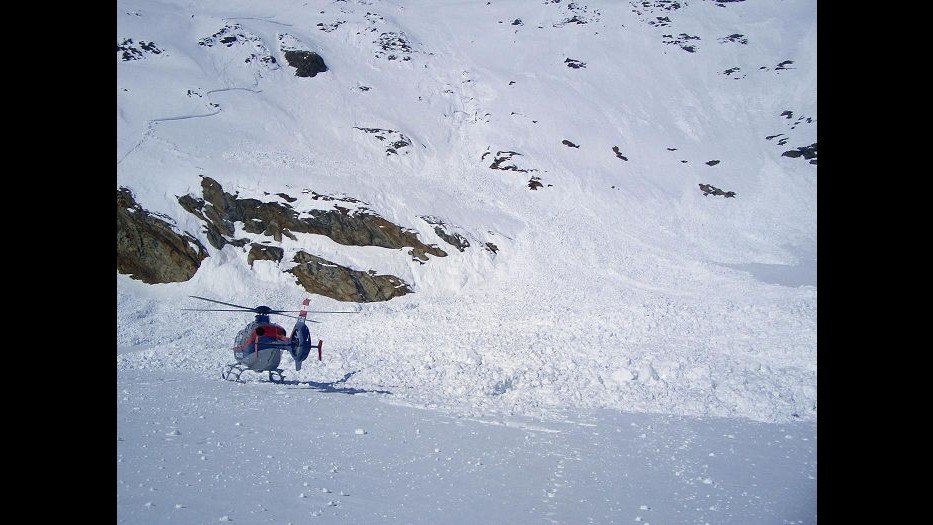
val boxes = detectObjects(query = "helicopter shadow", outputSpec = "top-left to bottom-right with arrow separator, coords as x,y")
277,370 -> 392,395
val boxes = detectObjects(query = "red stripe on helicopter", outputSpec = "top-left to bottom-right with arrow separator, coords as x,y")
232,326 -> 290,350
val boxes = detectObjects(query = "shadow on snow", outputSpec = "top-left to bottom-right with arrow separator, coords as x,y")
273,370 -> 392,395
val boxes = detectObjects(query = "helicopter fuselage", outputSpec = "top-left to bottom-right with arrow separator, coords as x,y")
232,316 -> 290,372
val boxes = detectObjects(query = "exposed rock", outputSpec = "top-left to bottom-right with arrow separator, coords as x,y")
528,177 -> 544,190
552,1 -> 601,26
782,143 -> 817,163
662,33 -> 700,52
564,58 -> 586,69
487,150 -> 535,172
177,193 -> 240,249
722,67 -> 744,78
283,50 -> 328,77
247,243 -> 284,267
718,33 -> 748,44
117,38 -> 163,61
354,127 -> 412,155
316,20 -> 345,32
117,188 -> 207,284
420,216 -> 471,252
288,251 -> 413,302
485,242 -> 499,254
706,160 -> 720,166
179,176 -> 446,256
375,32 -> 412,61
612,146 -> 628,161
197,24 -> 278,71
698,183 -> 736,198
303,206 -> 446,256
434,227 -> 470,252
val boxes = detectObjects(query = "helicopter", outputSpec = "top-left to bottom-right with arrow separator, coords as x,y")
183,295 -> 356,383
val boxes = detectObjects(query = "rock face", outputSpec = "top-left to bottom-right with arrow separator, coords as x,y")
288,251 -> 413,302
180,176 -> 446,259
283,50 -> 327,77
117,188 -> 207,284
698,183 -> 736,198
247,243 -> 284,267
420,216 -> 470,252
172,176 -> 443,301
782,142 -> 817,164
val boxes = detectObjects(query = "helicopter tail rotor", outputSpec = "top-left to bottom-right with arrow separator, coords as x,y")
288,298 -> 324,370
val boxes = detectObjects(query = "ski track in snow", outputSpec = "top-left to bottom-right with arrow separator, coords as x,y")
118,87 -> 268,166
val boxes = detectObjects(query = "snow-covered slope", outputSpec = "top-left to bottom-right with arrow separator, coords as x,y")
117,0 -> 817,424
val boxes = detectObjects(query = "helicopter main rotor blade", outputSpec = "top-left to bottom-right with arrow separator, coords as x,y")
270,311 -> 321,322
189,296 -> 256,311
181,308 -> 257,312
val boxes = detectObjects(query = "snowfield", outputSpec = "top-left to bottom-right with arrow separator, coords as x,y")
117,0 -> 817,522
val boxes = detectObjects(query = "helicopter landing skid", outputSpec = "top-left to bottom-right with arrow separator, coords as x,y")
221,363 -> 248,382
221,364 -> 286,383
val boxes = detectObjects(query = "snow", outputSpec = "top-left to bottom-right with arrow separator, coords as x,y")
117,0 -> 817,523
117,368 -> 815,524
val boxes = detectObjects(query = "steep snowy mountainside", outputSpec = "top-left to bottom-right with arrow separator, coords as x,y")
117,0 -> 816,424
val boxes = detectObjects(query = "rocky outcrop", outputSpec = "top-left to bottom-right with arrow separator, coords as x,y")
247,243 -> 284,267
117,38 -> 163,61
283,50 -> 328,77
375,32 -> 412,61
288,251 -> 413,302
179,176 -> 446,258
564,58 -> 586,69
197,24 -> 278,71
484,150 -> 535,173
699,183 -> 736,198
117,188 -> 207,283
782,143 -> 817,164
354,127 -> 412,155
303,206 -> 445,256
172,176 -> 445,300
420,216 -> 471,252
